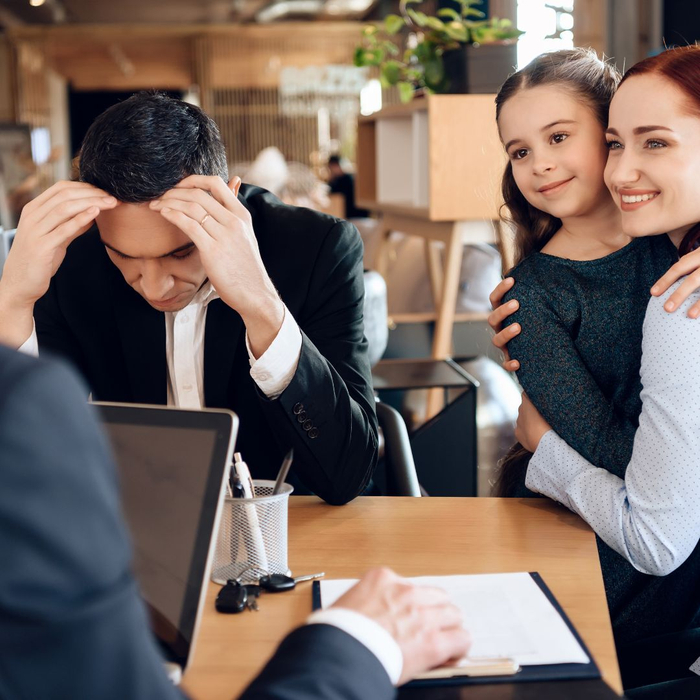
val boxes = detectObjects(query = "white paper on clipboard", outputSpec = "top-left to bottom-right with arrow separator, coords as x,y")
318,572 -> 590,667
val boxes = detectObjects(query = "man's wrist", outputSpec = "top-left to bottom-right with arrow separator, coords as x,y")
307,608 -> 403,685
241,294 -> 285,359
0,281 -> 36,349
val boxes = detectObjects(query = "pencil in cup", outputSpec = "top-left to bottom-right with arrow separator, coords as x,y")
212,480 -> 294,584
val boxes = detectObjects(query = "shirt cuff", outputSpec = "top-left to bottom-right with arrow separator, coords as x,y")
525,430 -> 589,509
17,321 -> 38,357
245,304 -> 302,400
306,608 -> 403,685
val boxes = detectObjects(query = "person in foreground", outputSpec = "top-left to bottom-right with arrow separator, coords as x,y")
490,46 -> 700,697
0,92 -> 377,505
0,345 -> 469,700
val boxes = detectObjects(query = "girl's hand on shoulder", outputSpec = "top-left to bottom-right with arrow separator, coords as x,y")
651,247 -> 700,319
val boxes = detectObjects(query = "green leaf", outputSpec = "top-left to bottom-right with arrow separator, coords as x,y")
437,8 -> 461,22
424,16 -> 446,31
423,56 -> 445,90
362,24 -> 378,37
463,8 -> 486,18
384,14 -> 405,35
444,22 -> 468,42
353,46 -> 366,67
398,81 -> 415,103
381,60 -> 403,86
382,40 -> 400,56
355,48 -> 385,67
406,9 -> 428,27
414,40 -> 436,63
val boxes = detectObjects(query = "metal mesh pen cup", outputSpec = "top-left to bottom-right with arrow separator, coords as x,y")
212,480 -> 293,584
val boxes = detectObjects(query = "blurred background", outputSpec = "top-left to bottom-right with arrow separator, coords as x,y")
0,0 -> 695,494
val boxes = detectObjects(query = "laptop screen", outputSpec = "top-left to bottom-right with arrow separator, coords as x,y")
94,403 -> 237,669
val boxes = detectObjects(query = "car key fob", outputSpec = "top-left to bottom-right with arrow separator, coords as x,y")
215,580 -> 248,613
259,573 -> 296,592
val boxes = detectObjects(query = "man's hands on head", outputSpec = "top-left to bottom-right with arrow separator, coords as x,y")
0,181 -> 117,348
651,246 -> 700,318
488,277 -> 521,372
331,567 -> 471,685
514,393 -> 552,453
149,175 -> 284,358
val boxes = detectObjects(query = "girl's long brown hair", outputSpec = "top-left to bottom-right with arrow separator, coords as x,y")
620,45 -> 700,255
493,49 -> 620,496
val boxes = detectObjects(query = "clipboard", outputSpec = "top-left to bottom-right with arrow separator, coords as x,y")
312,572 -> 601,687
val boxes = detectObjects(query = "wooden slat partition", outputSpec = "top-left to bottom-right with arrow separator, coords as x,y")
8,23 -> 367,172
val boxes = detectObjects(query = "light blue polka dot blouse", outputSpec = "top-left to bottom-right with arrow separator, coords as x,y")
526,279 -> 700,577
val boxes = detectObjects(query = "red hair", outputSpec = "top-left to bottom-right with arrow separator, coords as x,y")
620,46 -> 700,254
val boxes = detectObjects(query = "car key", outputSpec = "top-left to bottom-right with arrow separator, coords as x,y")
215,580 -> 248,613
259,572 -> 325,593
244,584 -> 262,599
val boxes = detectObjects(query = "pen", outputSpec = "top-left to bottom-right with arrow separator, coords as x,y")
272,448 -> 294,495
418,658 -> 520,679
232,453 -> 268,573
234,453 -> 255,498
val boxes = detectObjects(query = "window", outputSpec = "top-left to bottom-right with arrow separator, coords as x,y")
517,1 -> 575,68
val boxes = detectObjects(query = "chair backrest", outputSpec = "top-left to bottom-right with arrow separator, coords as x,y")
375,400 -> 421,497
362,270 -> 388,367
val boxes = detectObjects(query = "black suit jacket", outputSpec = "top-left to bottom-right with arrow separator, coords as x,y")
0,347 -> 394,700
34,185 -> 378,504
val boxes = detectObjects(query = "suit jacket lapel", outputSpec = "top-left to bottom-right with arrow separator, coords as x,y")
110,269 -> 167,405
204,298 -> 243,408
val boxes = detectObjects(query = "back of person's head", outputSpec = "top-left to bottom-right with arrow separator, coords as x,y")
495,48 -> 621,268
79,92 -> 229,203
328,155 -> 341,166
620,44 -> 700,255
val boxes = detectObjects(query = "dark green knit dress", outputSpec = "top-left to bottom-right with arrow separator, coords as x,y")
502,233 -> 681,647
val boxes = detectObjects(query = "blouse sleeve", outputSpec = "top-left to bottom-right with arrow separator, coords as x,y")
525,286 -> 700,575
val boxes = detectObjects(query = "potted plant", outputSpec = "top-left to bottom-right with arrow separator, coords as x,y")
354,0 -> 523,102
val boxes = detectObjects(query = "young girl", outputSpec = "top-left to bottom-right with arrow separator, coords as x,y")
494,49 -> 677,501
493,46 -> 700,697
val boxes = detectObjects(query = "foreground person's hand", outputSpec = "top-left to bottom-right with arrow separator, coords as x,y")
331,567 -> 471,685
150,175 -> 284,357
488,277 -> 521,372
651,246 -> 700,318
0,181 -> 117,348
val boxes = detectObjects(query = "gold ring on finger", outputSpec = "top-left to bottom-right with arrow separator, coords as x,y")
200,213 -> 210,227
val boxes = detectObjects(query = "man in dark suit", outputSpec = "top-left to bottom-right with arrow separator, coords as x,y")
0,346 -> 469,699
0,93 -> 376,505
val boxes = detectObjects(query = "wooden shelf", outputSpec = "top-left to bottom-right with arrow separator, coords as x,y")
355,200 -> 430,219
356,94 -> 506,222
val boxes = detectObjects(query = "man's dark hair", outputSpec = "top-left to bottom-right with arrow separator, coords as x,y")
328,155 -> 341,166
79,92 -> 229,202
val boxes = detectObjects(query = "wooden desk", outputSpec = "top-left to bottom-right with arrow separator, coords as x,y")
182,498 -> 622,699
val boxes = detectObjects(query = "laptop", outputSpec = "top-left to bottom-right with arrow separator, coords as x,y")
93,402 -> 238,683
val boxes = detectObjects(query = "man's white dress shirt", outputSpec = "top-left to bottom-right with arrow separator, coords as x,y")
526,281 -> 700,577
